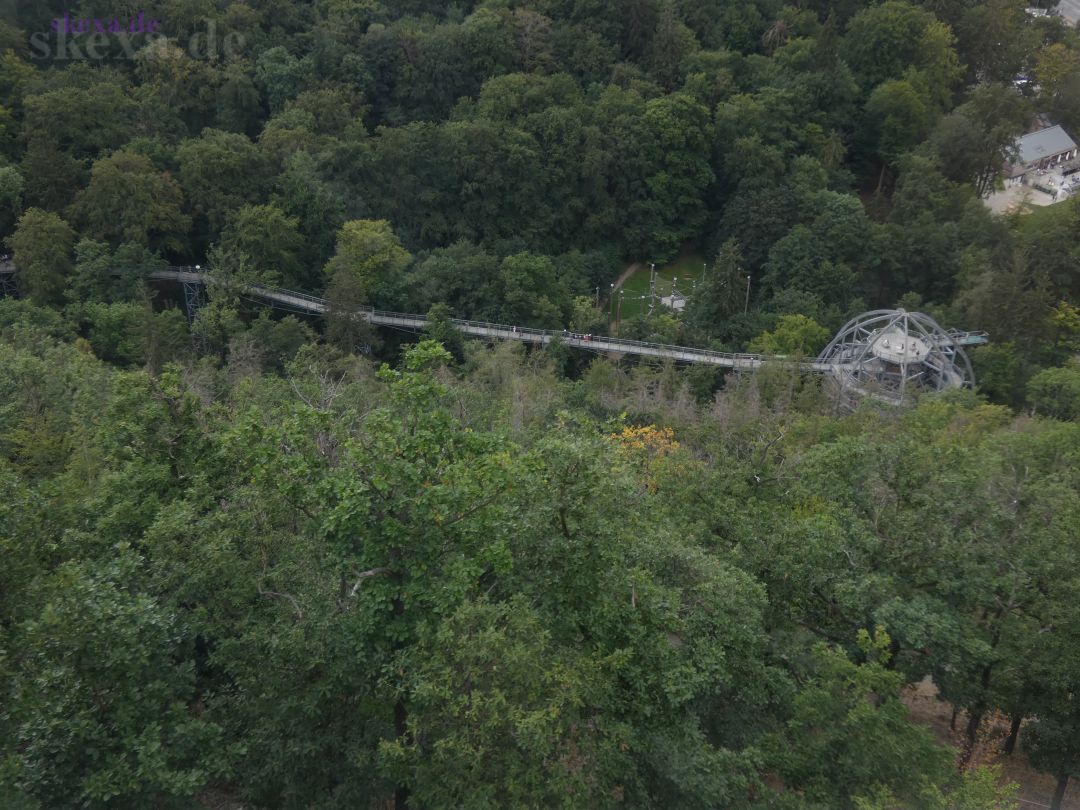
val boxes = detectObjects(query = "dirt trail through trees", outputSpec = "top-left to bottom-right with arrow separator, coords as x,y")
613,262 -> 641,291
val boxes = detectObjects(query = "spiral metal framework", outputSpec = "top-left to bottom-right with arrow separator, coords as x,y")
816,309 -> 976,409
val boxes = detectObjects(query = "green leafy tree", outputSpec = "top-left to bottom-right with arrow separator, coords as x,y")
22,83 -> 136,160
0,164 -> 23,237
954,0 -> 1035,84
1027,361 -> 1080,420
865,79 -> 933,173
762,225 -> 857,305
66,240 -> 164,304
0,554 -> 222,808
270,150 -> 346,275
323,219 -> 411,307
422,302 -> 465,362
6,208 -> 76,306
218,204 -> 304,287
255,46 -> 313,113
641,92 -> 714,259
19,136 -> 84,213
177,128 -> 267,235
406,240 -> 501,319
748,313 -> 830,356
645,0 -> 699,89
927,83 -> 1031,197
68,150 -> 189,252
767,629 -> 955,808
497,252 -> 569,328
841,2 -> 960,97
686,238 -> 746,331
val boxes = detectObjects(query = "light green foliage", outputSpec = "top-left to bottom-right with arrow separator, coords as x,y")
1028,361 -> 1080,420
323,219 -> 411,306
748,313 -> 830,356
0,305 -> 1072,808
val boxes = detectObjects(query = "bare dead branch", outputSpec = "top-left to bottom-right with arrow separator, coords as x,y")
439,488 -> 507,530
257,584 -> 303,621
349,566 -> 395,597
755,428 -> 786,467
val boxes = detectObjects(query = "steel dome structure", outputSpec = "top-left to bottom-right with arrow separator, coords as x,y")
815,309 -> 975,408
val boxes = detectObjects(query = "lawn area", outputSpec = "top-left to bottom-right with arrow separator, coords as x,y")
613,253 -> 706,321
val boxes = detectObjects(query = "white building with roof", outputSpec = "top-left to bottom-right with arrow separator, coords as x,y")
1004,124 -> 1078,187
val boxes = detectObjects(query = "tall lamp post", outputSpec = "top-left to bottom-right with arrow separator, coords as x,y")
648,263 -> 657,315
744,274 -> 751,314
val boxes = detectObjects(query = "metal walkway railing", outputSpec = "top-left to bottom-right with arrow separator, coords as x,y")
148,268 -> 989,370
150,269 -> 781,369
0,265 -> 988,370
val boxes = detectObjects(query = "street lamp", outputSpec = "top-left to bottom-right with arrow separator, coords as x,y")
744,274 -> 751,314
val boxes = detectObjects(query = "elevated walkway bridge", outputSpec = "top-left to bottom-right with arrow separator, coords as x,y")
0,265 -> 989,379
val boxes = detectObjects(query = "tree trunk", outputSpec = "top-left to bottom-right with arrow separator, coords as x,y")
965,708 -> 983,747
949,707 -> 958,731
1001,714 -> 1022,755
1051,773 -> 1069,810
884,635 -> 901,671
958,708 -> 983,769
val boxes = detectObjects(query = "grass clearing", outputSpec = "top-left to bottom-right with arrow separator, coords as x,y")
614,253 -> 705,320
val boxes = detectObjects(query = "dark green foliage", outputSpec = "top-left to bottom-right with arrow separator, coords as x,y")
2,0 -> 1080,805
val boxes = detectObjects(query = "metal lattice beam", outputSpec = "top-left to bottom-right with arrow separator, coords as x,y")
816,309 -> 975,410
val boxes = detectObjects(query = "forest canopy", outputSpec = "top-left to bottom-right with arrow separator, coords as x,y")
2,0 -> 1080,808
